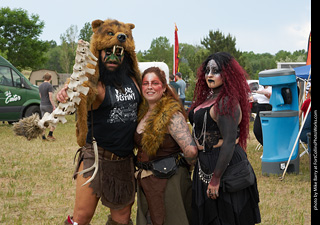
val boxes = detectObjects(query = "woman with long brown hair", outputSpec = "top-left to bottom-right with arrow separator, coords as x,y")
135,67 -> 197,225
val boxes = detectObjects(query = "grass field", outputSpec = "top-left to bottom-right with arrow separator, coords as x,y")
0,115 -> 311,224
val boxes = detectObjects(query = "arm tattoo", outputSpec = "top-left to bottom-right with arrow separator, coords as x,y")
168,113 -> 197,165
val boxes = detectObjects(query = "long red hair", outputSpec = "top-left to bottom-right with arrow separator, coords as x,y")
190,52 -> 251,149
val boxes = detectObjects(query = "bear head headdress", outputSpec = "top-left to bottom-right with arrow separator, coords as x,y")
75,19 -> 141,146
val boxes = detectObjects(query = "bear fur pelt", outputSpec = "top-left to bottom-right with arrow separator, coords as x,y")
74,19 -> 141,146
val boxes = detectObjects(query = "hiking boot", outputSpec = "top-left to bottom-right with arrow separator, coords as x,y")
106,215 -> 133,225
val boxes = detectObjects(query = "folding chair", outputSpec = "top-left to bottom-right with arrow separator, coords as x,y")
299,140 -> 309,157
254,143 -> 263,159
255,143 -> 262,151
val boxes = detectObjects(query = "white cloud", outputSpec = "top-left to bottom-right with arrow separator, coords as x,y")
285,21 -> 311,50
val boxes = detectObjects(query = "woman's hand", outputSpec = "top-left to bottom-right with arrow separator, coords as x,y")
207,175 -> 220,199
56,84 -> 69,103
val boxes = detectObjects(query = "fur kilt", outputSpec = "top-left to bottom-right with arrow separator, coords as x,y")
73,144 -> 135,209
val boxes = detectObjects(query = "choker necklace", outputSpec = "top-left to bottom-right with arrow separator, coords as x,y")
207,89 -> 218,99
207,86 -> 223,99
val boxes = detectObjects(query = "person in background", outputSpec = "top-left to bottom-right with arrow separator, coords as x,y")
252,85 -> 272,145
299,88 -> 311,149
299,87 -> 311,119
169,74 -> 179,95
189,52 -> 261,225
39,72 -> 56,141
135,67 -> 197,225
175,72 -> 186,106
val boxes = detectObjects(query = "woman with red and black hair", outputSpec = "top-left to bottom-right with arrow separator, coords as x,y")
189,52 -> 261,225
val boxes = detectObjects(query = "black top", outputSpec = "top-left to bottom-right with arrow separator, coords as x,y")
189,105 -> 240,151
86,75 -> 141,157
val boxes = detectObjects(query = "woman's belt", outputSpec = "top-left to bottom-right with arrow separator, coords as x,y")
197,138 -> 240,151
135,153 -> 189,170
136,161 -> 153,170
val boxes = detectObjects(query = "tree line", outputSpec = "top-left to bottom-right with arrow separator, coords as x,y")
1,7 -> 307,100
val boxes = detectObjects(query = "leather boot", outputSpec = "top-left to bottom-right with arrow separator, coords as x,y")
105,215 -> 133,225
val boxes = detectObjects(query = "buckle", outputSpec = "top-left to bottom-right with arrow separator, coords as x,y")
110,153 -> 120,160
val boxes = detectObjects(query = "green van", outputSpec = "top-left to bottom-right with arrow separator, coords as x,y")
0,56 -> 41,122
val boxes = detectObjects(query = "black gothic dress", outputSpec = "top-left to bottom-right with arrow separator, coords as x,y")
189,106 -> 261,225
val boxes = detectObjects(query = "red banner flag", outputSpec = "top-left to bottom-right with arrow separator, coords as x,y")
174,23 -> 179,75
306,31 -> 311,65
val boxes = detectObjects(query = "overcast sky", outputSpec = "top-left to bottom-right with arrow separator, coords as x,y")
1,0 -> 311,54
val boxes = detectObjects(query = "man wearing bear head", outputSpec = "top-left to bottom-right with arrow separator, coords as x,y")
57,19 -> 141,225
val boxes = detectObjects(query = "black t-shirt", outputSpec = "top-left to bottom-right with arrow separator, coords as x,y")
86,75 -> 141,157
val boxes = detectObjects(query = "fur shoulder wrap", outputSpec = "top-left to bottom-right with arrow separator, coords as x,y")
138,96 -> 184,156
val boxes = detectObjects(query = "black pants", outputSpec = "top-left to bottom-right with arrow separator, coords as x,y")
253,103 -> 272,145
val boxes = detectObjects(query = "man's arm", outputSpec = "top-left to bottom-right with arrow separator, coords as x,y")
48,92 -> 56,110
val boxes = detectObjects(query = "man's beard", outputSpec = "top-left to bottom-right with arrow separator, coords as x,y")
98,52 -> 134,92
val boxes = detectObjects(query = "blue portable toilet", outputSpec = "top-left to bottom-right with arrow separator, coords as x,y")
258,68 -> 299,175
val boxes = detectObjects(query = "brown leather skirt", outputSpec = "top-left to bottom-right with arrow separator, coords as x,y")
73,144 -> 135,209
136,166 -> 192,225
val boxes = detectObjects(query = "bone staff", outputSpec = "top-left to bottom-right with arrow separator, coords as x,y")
38,40 -> 97,128
13,40 -> 99,186
43,40 -> 99,186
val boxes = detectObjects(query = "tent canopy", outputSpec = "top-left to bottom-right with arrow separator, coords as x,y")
294,65 -> 311,80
